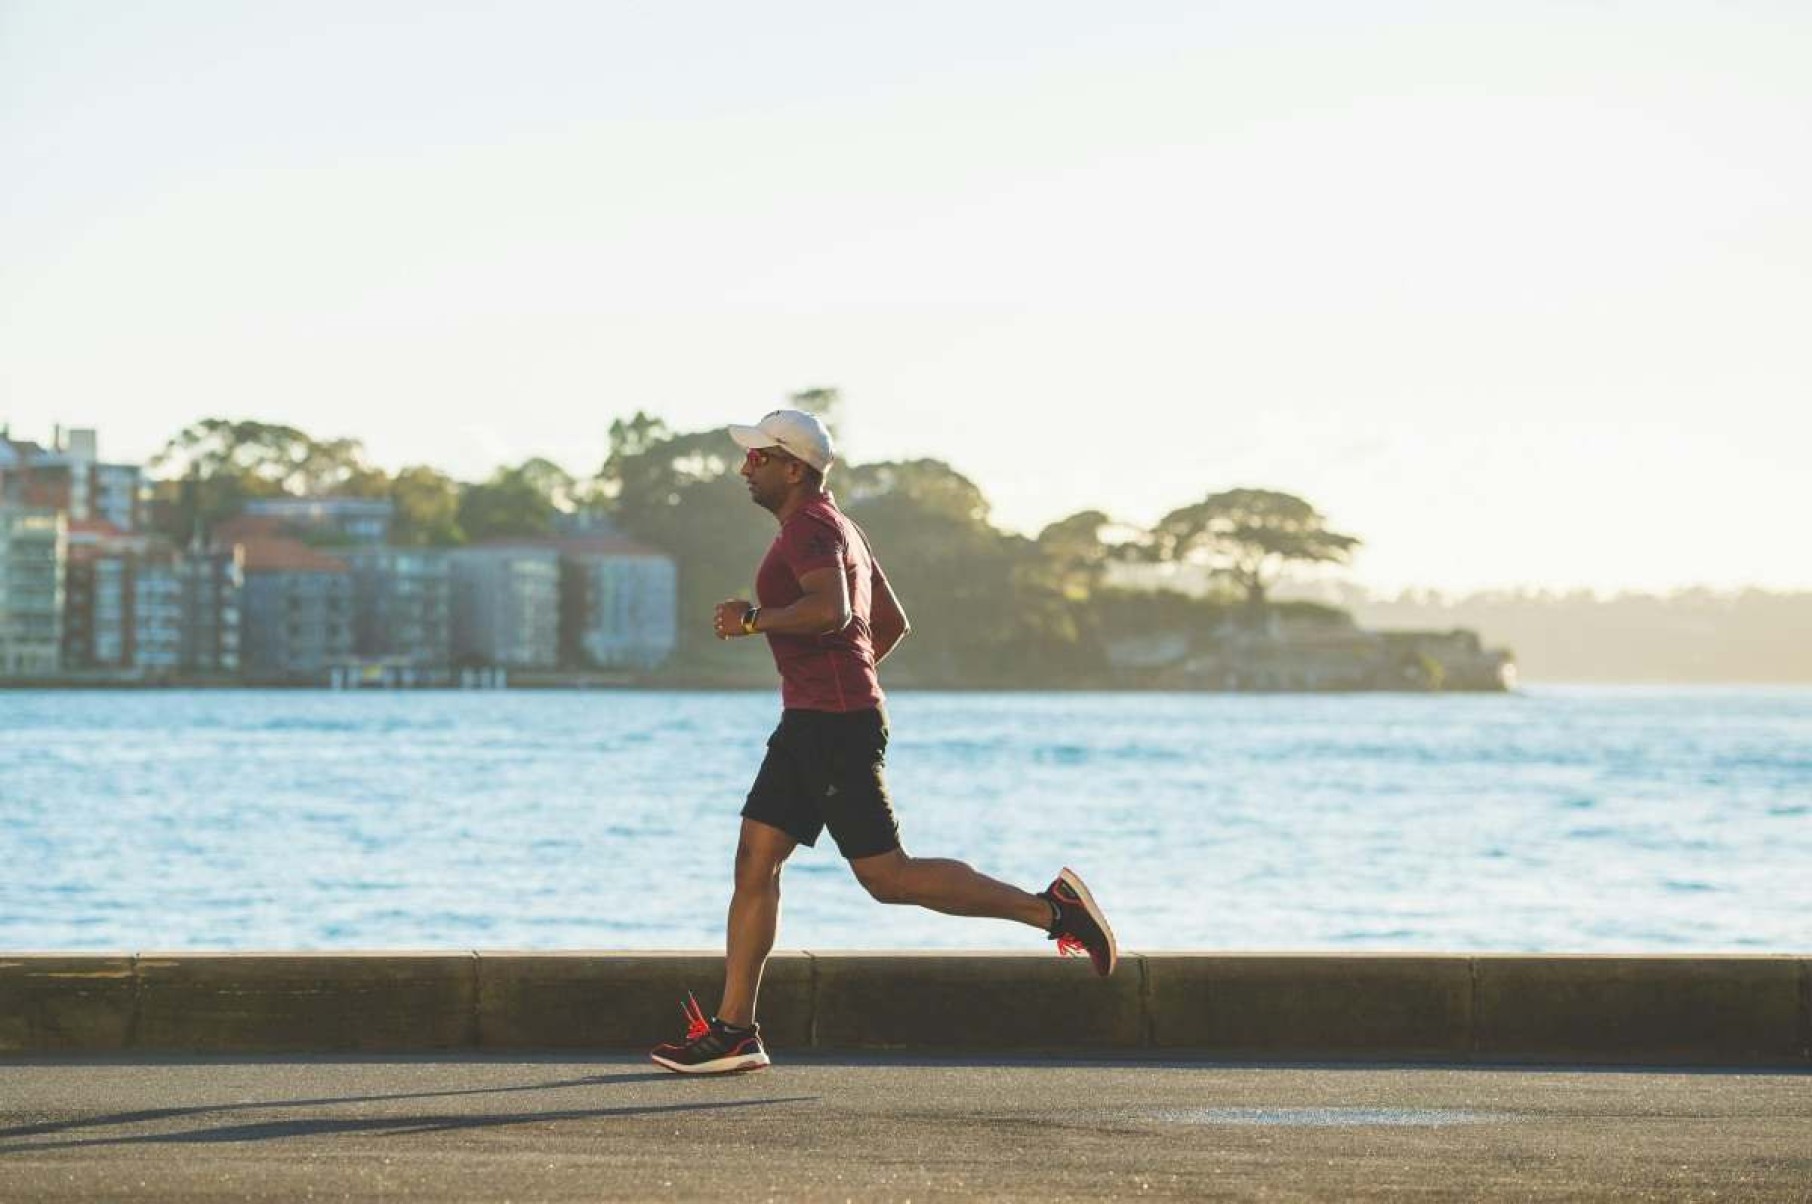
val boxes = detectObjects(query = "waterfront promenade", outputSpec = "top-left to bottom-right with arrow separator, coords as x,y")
3,1054 -> 1809,1200
4,951 -> 1809,1197
5,952 -> 1810,1197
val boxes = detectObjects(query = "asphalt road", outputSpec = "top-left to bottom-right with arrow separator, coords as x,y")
1,1054 -> 1808,1201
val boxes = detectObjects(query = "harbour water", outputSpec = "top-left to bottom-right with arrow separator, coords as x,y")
1,687 -> 1806,953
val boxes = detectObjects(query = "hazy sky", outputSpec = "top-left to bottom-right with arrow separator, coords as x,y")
3,1 -> 1808,593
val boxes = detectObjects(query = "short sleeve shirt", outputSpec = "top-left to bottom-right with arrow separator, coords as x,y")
755,493 -> 887,713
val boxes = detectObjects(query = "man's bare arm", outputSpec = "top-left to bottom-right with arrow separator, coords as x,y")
713,567 -> 850,640
869,568 -> 910,664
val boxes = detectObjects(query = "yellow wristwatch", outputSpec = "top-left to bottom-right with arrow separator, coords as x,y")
740,607 -> 761,636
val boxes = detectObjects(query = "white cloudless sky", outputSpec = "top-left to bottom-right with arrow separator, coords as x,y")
2,1 -> 1808,593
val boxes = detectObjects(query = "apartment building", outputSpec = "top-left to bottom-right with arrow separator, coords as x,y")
558,534 -> 678,670
0,503 -> 66,675
239,538 -> 353,681
62,522 -> 243,676
449,545 -> 560,669
0,427 -> 144,530
340,547 -> 453,669
175,545 -> 244,674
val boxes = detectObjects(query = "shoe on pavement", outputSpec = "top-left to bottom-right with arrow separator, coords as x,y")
650,992 -> 771,1074
1039,866 -> 1118,977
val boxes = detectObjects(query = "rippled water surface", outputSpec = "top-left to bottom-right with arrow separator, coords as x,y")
2,687 -> 1807,951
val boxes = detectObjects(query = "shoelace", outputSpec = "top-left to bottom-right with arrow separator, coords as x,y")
680,991 -> 711,1041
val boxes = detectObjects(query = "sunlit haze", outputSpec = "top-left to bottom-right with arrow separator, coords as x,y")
3,1 -> 1808,593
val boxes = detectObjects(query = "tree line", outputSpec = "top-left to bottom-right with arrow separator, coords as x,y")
149,393 -> 1362,683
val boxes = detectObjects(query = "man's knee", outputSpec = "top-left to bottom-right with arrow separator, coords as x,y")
734,837 -> 787,893
852,853 -> 914,904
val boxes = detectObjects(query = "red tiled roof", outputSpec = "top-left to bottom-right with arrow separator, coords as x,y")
235,536 -> 350,574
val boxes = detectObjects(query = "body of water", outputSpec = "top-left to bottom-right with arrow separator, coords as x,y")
1,687 -> 1806,952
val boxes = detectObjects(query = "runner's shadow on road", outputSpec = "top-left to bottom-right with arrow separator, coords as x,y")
3,1096 -> 815,1152
0,1070 -> 693,1146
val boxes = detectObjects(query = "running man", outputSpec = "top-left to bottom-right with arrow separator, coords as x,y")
650,409 -> 1116,1074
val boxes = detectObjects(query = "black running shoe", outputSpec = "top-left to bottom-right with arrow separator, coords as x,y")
1039,866 -> 1118,977
649,992 -> 770,1074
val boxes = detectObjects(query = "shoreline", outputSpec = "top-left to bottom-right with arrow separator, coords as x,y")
3,674 -> 1519,693
9,677 -> 1812,691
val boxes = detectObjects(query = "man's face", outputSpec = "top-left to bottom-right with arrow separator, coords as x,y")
739,446 -> 801,513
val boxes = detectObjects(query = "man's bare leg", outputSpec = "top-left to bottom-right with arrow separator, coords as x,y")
717,818 -> 797,1028
849,849 -> 1053,929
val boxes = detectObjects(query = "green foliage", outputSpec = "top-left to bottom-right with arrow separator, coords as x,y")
843,458 -> 991,528
1153,488 -> 1361,606
1271,598 -> 1351,624
148,419 -> 386,539
311,438 -> 390,498
602,411 -> 671,469
1036,509 -> 1116,600
144,407 -> 1369,684
841,460 -> 1092,684
787,387 -> 842,437
390,466 -> 465,547
457,460 -> 575,542
1413,651 -> 1447,691
511,458 -> 579,511
1092,587 -> 1236,650
604,427 -> 774,662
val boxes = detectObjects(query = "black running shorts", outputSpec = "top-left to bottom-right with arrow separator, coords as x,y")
741,707 -> 901,860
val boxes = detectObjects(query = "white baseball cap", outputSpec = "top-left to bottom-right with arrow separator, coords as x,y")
727,409 -> 835,473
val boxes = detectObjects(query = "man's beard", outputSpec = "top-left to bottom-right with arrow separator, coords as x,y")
749,481 -> 781,515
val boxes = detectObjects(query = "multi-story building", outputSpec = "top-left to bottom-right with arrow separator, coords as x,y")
341,547 -> 452,669
0,503 -> 67,676
62,520 -> 123,669
62,520 -> 156,670
450,545 -> 560,669
558,534 -> 678,670
174,546 -> 244,674
92,463 -> 144,532
0,427 -> 144,530
238,538 -> 353,681
62,524 -> 242,676
131,555 -> 184,671
89,554 -> 129,667
242,497 -> 393,546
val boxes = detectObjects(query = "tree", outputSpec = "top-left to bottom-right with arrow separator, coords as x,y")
597,412 -> 669,484
309,437 -> 390,498
788,387 -> 842,438
606,426 -> 774,664
1036,509 -> 1116,601
148,419 -> 385,537
390,466 -> 465,546
511,457 -> 579,513
1152,488 -> 1360,607
456,459 -> 575,542
841,459 -> 1089,683
842,458 -> 992,528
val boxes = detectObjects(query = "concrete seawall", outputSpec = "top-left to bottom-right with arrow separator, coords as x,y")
4,953 -> 1807,1066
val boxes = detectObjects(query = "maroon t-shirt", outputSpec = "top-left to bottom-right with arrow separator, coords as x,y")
756,493 -> 887,713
